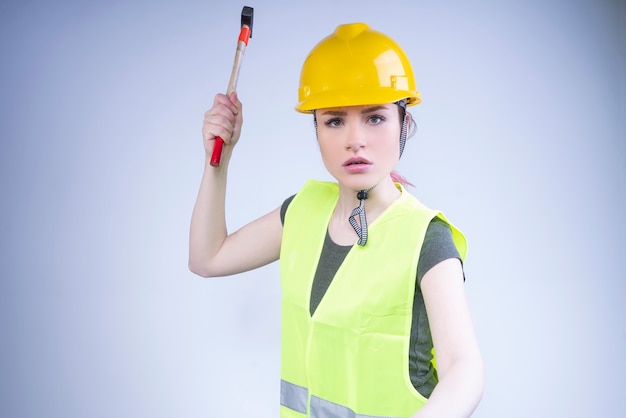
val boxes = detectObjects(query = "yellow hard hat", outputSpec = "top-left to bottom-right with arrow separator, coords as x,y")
295,22 -> 421,113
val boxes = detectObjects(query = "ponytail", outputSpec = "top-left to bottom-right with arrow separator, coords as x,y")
390,171 -> 414,188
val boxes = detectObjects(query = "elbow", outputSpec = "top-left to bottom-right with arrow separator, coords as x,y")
438,350 -> 485,403
188,259 -> 217,278
462,352 -> 485,407
475,357 -> 485,402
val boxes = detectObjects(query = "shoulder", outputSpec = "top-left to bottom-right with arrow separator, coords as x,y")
417,216 -> 467,285
280,180 -> 339,225
281,180 -> 340,224
280,194 -> 296,225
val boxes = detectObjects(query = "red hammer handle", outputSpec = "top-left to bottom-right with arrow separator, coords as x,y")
210,25 -> 252,167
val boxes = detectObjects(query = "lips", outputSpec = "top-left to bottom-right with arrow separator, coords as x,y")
343,157 -> 372,167
343,157 -> 372,173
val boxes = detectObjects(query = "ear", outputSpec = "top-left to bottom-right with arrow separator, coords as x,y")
405,111 -> 412,125
405,111 -> 416,139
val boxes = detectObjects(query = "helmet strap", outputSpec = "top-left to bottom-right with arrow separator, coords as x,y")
313,110 -> 319,136
396,99 -> 408,158
349,188 -> 372,246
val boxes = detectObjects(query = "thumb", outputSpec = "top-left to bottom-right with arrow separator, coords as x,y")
230,91 -> 243,107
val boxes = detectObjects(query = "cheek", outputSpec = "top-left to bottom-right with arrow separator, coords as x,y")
316,131 -> 340,151
316,136 -> 338,167
374,130 -> 400,159
382,144 -> 400,164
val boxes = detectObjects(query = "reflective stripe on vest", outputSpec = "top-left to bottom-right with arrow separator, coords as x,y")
281,379 -> 401,418
281,379 -> 308,414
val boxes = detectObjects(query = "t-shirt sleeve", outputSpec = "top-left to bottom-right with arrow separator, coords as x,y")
417,217 -> 462,286
280,194 -> 297,225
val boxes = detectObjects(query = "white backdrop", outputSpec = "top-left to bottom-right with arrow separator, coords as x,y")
1,0 -> 624,417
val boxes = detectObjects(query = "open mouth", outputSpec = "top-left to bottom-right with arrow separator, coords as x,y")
344,158 -> 371,166
343,158 -> 372,173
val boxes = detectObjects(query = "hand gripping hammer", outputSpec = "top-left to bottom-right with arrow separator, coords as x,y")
210,6 -> 254,167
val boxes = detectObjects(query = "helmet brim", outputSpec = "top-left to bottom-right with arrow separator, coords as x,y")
295,88 -> 421,114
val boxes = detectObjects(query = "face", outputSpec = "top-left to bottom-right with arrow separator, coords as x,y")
315,103 -> 402,191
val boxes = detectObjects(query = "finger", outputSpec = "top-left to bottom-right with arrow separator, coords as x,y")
214,93 -> 239,116
203,117 -> 234,143
229,91 -> 242,115
207,105 -> 238,130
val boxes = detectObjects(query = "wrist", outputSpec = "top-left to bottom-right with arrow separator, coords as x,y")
205,146 -> 233,169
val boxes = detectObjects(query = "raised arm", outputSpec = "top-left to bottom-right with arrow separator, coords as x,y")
189,92 -> 282,278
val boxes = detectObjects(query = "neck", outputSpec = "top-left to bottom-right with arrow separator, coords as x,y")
334,177 -> 401,221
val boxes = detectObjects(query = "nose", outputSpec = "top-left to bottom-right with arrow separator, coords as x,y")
346,122 -> 366,152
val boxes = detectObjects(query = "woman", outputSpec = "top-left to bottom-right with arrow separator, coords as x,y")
189,22 -> 483,418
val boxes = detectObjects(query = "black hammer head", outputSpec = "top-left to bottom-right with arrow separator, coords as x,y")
241,6 -> 254,38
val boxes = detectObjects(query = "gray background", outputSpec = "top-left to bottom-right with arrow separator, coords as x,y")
1,0 -> 624,416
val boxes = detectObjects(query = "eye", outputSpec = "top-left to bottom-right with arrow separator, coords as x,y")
367,114 -> 386,125
324,118 -> 343,128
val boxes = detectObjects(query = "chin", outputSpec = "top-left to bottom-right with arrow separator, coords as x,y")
336,175 -> 377,192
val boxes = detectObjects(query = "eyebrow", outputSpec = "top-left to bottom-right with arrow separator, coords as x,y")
319,105 -> 388,116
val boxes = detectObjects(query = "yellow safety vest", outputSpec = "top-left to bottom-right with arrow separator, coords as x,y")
279,180 -> 467,418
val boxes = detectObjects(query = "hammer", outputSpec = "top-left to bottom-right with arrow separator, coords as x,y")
210,6 -> 254,167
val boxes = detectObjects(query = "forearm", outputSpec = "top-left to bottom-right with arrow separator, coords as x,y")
411,357 -> 483,418
188,153 -> 232,277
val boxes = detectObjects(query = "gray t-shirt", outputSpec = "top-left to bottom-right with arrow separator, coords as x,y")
280,195 -> 461,398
